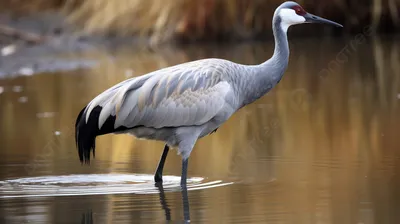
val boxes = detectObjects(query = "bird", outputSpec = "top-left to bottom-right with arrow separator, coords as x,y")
75,1 -> 343,187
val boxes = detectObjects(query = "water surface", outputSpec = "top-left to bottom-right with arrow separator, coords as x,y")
1,35 -> 400,223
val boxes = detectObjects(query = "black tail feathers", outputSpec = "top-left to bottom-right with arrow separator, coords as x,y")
75,105 -> 129,165
75,106 -> 97,164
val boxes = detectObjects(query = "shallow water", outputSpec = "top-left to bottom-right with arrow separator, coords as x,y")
1,34 -> 400,223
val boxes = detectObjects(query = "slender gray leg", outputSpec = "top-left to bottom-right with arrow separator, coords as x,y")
154,145 -> 170,183
181,184 -> 190,222
180,158 -> 189,187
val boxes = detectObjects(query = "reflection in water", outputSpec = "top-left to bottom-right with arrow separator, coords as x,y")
156,183 -> 171,221
156,183 -> 190,222
81,210 -> 93,224
77,184 -> 191,223
0,35 -> 400,223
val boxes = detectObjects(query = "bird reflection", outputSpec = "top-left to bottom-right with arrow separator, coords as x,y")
156,183 -> 191,222
80,210 -> 93,224
78,184 -> 190,223
156,182 -> 171,220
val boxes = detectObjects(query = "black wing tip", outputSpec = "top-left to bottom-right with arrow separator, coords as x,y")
76,106 -> 97,165
75,107 -> 85,147
75,105 -> 128,166
78,143 -> 96,165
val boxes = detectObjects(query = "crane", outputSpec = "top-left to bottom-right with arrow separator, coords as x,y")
75,1 -> 343,187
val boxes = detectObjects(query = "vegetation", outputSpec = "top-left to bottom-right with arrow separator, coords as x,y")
1,0 -> 399,42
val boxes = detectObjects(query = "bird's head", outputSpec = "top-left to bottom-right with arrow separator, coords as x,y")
275,1 -> 343,31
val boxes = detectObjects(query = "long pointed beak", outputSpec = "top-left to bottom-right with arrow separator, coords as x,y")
304,13 -> 343,27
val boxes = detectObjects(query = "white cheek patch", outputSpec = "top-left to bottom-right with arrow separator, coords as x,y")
279,8 -> 306,32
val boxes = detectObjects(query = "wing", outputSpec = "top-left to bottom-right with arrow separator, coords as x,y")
86,59 -> 237,130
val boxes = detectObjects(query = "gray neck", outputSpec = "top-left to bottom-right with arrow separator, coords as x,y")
267,16 -> 290,72
240,16 -> 289,107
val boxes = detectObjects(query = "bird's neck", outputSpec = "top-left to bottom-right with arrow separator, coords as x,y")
269,17 -> 290,72
240,18 -> 289,107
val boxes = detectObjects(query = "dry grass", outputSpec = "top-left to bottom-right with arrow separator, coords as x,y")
0,0 -> 64,14
1,0 -> 399,42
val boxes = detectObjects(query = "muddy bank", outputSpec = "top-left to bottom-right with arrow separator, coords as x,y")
0,12 -> 151,79
0,12 -> 88,78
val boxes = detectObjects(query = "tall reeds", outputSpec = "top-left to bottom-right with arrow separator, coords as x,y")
1,0 -> 399,42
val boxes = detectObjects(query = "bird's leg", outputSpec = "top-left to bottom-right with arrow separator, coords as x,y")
180,158 -> 189,187
181,183 -> 190,222
178,135 -> 197,187
154,144 -> 170,183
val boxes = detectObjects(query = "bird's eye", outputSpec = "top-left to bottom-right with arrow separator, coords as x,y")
292,5 -> 306,16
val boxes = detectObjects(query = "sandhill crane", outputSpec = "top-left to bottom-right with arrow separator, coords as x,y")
75,1 -> 342,186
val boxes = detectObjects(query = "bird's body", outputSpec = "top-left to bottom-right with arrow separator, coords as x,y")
75,1 -> 342,186
76,57 -> 284,159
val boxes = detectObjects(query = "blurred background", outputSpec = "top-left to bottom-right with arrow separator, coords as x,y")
1,0 -> 400,224
0,0 -> 399,45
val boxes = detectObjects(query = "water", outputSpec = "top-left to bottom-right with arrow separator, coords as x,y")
1,34 -> 400,223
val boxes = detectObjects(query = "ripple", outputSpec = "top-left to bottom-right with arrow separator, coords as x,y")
0,174 -> 233,199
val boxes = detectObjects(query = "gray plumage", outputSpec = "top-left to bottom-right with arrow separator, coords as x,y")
75,1 -> 342,186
